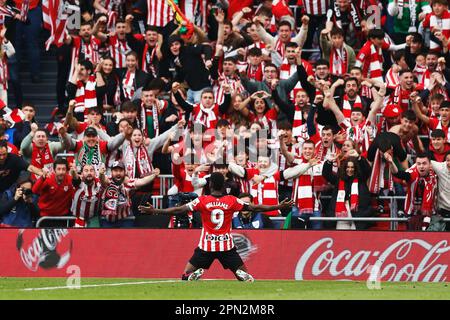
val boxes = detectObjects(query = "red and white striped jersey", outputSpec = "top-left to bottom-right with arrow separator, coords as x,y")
302,0 -> 330,16
423,10 -> 450,52
215,73 -> 245,105
246,169 -> 281,216
108,35 -> 132,68
147,0 -> 174,27
279,59 -> 314,100
186,195 -> 247,252
278,143 -> 301,187
69,35 -> 101,79
181,0 -> 208,30
71,180 -> 102,221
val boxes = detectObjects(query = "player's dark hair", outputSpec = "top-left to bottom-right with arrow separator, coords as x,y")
416,152 -> 430,161
210,172 -> 225,192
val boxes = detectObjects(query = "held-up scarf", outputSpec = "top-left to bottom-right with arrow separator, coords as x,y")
342,94 -> 362,119
368,42 -> 384,83
335,178 -> 359,217
330,46 -> 348,76
124,143 -> 153,179
292,157 -> 323,214
347,120 -> 371,155
122,70 -> 135,100
369,149 -> 394,194
333,1 -> 362,30
397,0 -> 418,31
404,164 -> 437,216
142,43 -> 157,77
75,75 -> 97,114
76,143 -> 102,172
140,101 -> 165,139
31,142 -> 54,179
101,182 -> 131,222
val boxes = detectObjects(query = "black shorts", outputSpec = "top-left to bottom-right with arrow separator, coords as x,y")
189,247 -> 244,272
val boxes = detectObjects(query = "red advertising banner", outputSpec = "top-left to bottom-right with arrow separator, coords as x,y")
0,229 -> 449,282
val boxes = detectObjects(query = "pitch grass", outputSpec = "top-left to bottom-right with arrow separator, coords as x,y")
0,278 -> 448,300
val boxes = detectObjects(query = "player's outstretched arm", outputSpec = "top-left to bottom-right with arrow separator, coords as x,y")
247,199 -> 294,213
138,204 -> 190,216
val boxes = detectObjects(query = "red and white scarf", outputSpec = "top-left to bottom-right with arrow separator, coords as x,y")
31,142 -> 54,180
385,67 -> 400,89
404,164 -> 437,216
335,179 -> 359,217
369,149 -> 394,194
330,46 -> 348,76
74,75 -> 97,113
124,143 -> 153,179
122,70 -> 135,100
142,43 -> 157,77
391,85 -> 411,113
246,63 -> 264,81
192,103 -> 218,130
292,157 -> 323,213
292,104 -> 304,139
342,94 -> 362,119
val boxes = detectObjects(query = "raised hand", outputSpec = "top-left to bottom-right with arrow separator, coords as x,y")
278,198 -> 295,210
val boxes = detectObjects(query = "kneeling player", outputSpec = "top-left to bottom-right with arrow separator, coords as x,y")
139,172 -> 293,282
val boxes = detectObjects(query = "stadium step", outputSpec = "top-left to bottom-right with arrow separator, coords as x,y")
7,39 -> 59,125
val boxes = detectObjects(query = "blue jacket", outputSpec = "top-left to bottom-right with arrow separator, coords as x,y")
232,213 -> 272,229
0,188 -> 39,227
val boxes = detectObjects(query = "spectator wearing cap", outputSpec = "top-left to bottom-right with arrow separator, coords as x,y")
378,104 -> 402,133
32,158 -> 75,227
159,34 -> 213,104
60,124 -> 132,174
99,160 -> 160,228
20,122 -> 65,180
428,129 -> 450,161
0,175 -> 39,227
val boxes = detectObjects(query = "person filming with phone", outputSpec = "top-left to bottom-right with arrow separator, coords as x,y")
0,174 -> 39,227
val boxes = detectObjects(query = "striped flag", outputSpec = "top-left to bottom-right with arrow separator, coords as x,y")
19,0 -> 30,22
0,5 -> 17,18
42,0 -> 68,50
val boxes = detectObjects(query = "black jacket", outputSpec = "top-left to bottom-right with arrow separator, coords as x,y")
322,158 -> 374,230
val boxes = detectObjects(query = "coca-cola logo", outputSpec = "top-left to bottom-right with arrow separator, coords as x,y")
295,238 -> 450,282
16,229 -> 73,272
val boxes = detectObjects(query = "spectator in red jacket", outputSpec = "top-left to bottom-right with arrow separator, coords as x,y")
32,158 -> 75,227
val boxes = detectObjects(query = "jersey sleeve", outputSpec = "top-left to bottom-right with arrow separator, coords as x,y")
186,197 -> 201,211
231,197 -> 248,212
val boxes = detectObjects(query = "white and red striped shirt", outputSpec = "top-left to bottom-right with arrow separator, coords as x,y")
108,35 -> 131,68
279,59 -> 314,100
71,180 -> 102,222
147,0 -> 174,27
301,0 -> 330,15
181,0 -> 207,30
246,169 -> 281,216
279,143 -> 301,187
423,10 -> 450,52
69,35 -> 101,79
215,73 -> 245,105
187,195 -> 247,252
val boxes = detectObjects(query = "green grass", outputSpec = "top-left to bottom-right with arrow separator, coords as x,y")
0,278 -> 449,300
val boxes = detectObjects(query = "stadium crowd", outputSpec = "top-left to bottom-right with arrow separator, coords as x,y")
1,0 -> 450,231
